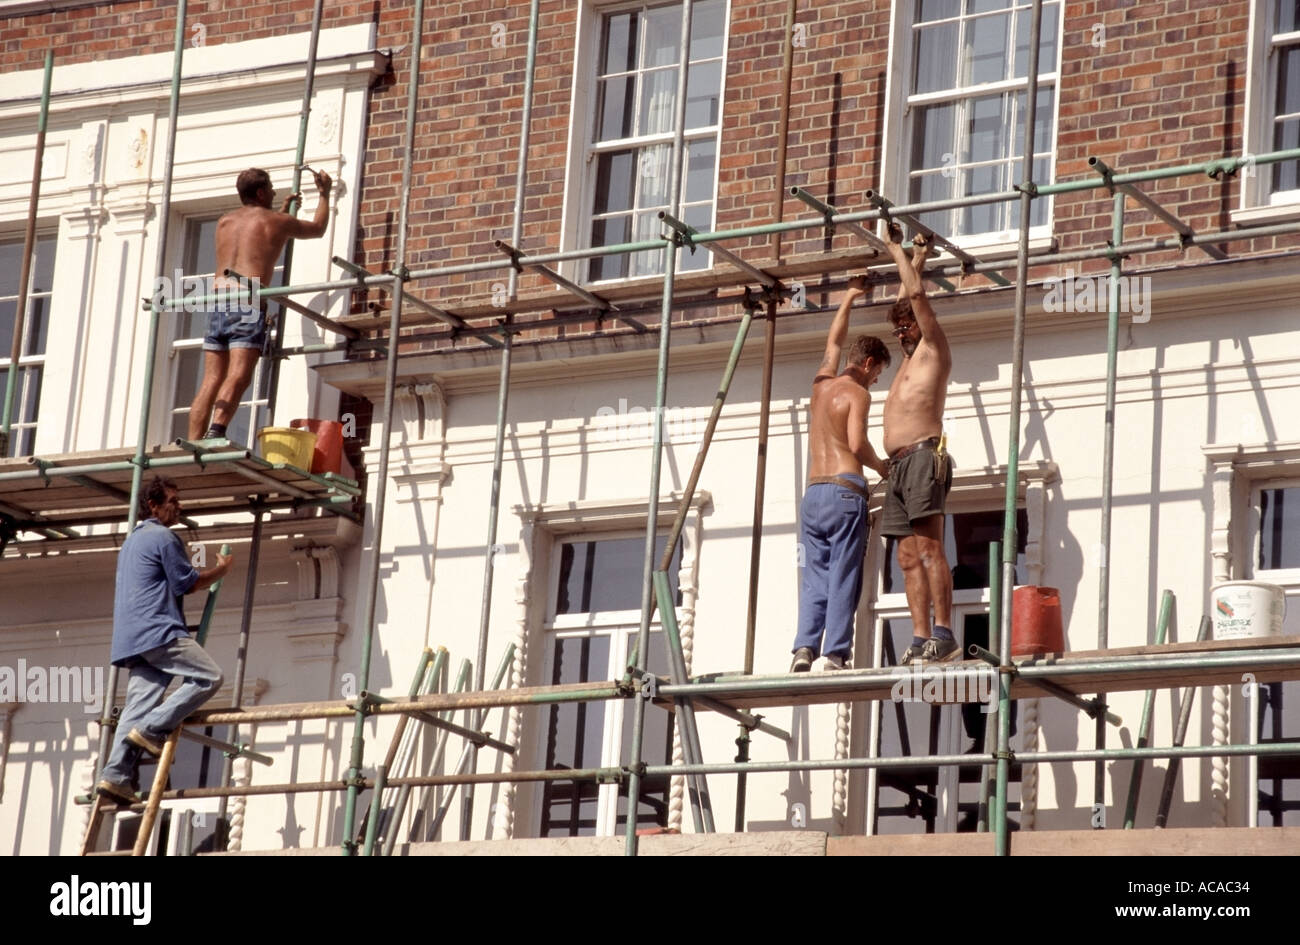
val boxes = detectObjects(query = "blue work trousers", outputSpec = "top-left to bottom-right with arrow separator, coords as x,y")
101,635 -> 224,784
792,477 -> 869,660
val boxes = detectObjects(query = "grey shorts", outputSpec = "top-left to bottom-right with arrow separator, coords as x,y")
880,445 -> 953,537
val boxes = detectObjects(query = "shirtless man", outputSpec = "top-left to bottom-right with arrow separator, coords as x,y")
881,223 -> 956,663
790,275 -> 891,672
188,167 -> 332,441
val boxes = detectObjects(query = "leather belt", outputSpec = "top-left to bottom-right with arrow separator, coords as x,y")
807,475 -> 872,502
888,436 -> 941,469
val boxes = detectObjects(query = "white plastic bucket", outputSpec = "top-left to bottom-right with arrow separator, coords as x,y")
1210,581 -> 1286,640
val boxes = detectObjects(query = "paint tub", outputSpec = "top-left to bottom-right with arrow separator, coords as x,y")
1210,581 -> 1286,640
290,418 -> 344,475
1011,585 -> 1065,657
257,426 -> 316,471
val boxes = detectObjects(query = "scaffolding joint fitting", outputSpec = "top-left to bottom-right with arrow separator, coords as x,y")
390,265 -> 410,282
623,762 -> 646,780
995,749 -> 1016,762
1014,180 -> 1040,197
598,769 -> 625,785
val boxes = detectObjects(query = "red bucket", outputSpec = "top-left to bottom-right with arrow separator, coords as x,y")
290,418 -> 344,475
1011,585 -> 1065,657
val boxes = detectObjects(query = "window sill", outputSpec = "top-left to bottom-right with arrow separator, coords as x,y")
1230,202 -> 1300,228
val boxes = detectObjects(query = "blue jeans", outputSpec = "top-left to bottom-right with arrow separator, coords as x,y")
203,304 -> 267,352
100,635 -> 223,784
793,476 -> 869,660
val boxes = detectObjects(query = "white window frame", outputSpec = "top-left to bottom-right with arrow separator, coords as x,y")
1240,0 -> 1300,219
538,527 -> 678,837
560,0 -> 729,285
881,0 -> 1063,249
1246,476 -> 1300,827
0,232 -> 55,458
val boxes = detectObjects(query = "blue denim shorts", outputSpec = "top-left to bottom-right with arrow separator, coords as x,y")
203,304 -> 267,352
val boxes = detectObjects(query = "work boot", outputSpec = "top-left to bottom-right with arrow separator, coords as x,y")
789,647 -> 814,673
920,637 -> 962,662
126,728 -> 164,757
95,779 -> 137,805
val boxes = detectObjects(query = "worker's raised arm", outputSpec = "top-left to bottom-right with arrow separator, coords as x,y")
281,170 -> 332,240
885,223 -> 942,341
817,274 -> 868,380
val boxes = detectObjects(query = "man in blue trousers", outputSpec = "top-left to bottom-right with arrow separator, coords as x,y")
789,275 -> 890,672
96,477 -> 234,802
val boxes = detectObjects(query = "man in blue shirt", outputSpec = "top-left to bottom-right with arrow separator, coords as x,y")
97,477 -> 234,803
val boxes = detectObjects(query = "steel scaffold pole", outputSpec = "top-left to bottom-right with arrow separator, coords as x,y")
463,0 -> 539,841
1,49 -> 52,458
995,0 -> 1043,857
340,0 -> 426,853
626,0 -> 695,857
264,0 -> 325,426
95,2 -> 188,783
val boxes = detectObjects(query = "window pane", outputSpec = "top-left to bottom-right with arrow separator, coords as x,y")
33,236 -> 56,293
616,630 -> 672,832
556,536 -> 682,614
589,218 -> 632,281
640,143 -> 672,207
684,138 -> 716,204
28,295 -> 49,356
1013,2 -> 1058,77
919,0 -> 960,22
602,11 -> 638,74
1012,87 -> 1055,157
0,299 -> 14,361
689,0 -> 725,60
1275,44 -> 1300,118
968,93 -> 1010,165
540,635 -> 611,837
685,60 -> 722,127
971,0 -> 1011,12
914,22 -> 958,94
1260,488 -> 1300,570
1274,118 -> 1300,192
21,366 -> 40,424
961,163 -> 1003,233
174,347 -> 203,407
912,101 -> 957,171
593,151 -> 637,215
909,170 -> 956,235
182,219 -> 218,274
639,67 -> 678,135
0,242 -> 20,298
644,4 -> 682,68
680,203 -> 713,272
1279,0 -> 1300,35
595,76 -> 636,141
966,12 -> 1010,85
631,211 -> 666,276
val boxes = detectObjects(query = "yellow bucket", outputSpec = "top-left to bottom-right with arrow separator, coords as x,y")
257,426 -> 317,470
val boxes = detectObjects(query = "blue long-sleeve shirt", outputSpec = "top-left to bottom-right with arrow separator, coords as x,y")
111,519 -> 199,665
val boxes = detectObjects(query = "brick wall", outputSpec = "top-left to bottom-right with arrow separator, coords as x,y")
5,0 -> 1297,346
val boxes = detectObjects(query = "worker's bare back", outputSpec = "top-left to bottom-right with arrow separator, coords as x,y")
214,207 -> 302,290
808,375 -> 871,479
883,338 -> 949,455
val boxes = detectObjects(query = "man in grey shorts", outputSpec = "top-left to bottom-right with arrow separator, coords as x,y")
188,167 -> 331,441
881,223 -> 957,664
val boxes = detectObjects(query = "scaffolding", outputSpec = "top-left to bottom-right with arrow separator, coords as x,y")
4,0 -> 1300,855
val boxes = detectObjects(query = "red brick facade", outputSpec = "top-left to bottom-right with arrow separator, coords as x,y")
4,0 -> 1296,340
